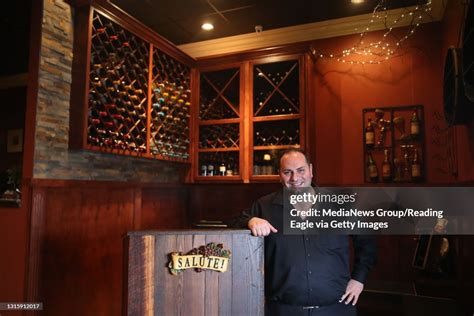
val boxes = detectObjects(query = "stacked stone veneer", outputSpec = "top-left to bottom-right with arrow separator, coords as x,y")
34,0 -> 186,182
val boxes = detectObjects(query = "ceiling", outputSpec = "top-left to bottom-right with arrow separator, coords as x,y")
111,0 -> 428,46
0,0 -> 31,76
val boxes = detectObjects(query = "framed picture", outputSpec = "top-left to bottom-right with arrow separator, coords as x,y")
7,129 -> 23,153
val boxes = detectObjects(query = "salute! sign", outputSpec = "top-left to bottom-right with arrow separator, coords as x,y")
168,242 -> 231,275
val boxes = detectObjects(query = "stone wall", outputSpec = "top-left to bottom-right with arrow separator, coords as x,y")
33,0 -> 187,182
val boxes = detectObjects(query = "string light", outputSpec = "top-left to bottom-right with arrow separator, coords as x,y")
311,0 -> 433,65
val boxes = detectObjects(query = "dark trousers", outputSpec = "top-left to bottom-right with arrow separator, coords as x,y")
266,301 -> 357,316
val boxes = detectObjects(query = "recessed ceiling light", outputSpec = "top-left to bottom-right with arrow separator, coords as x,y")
201,23 -> 214,31
351,0 -> 365,3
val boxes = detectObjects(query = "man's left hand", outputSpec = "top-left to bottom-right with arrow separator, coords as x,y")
339,279 -> 364,305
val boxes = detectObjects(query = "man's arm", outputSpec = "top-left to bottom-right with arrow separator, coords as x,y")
248,217 -> 277,236
341,235 -> 378,305
231,199 -> 277,236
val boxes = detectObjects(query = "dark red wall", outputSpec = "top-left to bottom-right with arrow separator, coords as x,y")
311,22 -> 464,185
0,86 -> 28,313
0,87 -> 26,172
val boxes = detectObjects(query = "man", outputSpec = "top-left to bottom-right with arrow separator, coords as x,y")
241,149 -> 377,315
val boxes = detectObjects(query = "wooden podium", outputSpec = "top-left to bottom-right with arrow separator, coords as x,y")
124,230 -> 264,316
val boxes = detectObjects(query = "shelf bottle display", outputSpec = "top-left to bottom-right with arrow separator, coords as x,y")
411,148 -> 422,181
367,153 -> 379,183
362,105 -> 425,184
365,118 -> 375,148
410,109 -> 420,139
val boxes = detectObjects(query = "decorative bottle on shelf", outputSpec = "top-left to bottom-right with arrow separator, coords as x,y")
253,156 -> 261,175
411,149 -> 422,182
382,149 -> 392,182
226,161 -> 233,176
201,164 -> 208,176
263,153 -> 273,175
219,162 -> 226,176
367,153 -> 379,183
365,118 -> 375,148
207,163 -> 214,176
410,109 -> 420,139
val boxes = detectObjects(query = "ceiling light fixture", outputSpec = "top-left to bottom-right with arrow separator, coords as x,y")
351,0 -> 365,3
201,23 -> 214,31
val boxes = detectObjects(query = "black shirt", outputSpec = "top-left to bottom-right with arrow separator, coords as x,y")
240,189 -> 377,307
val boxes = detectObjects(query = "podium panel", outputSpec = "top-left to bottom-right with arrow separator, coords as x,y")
124,230 -> 264,316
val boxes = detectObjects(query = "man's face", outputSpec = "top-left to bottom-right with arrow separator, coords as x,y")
279,152 -> 313,189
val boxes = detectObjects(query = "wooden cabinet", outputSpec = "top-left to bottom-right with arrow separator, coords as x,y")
70,4 -> 194,162
69,3 -> 309,181
250,55 -> 305,181
194,55 -> 307,182
195,66 -> 244,181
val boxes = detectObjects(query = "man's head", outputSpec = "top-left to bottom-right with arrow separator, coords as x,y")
279,149 -> 313,189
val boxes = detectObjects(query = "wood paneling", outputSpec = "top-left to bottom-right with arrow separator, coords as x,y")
187,183 -> 280,224
141,187 -> 188,230
41,186 -> 134,315
125,230 -> 264,316
27,180 -> 187,316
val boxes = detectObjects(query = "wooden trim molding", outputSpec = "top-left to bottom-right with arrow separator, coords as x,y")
26,187 -> 46,305
179,0 -> 446,59
92,1 -> 195,66
30,178 -> 187,188
0,73 -> 28,89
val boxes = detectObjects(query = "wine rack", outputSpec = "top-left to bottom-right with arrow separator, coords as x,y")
88,13 -> 150,153
199,124 -> 239,149
251,57 -> 303,178
254,120 -> 299,147
362,105 -> 425,183
149,47 -> 191,160
71,8 -> 192,162
200,68 -> 240,120
193,55 -> 306,182
253,60 -> 300,117
198,152 -> 239,176
197,67 -> 241,179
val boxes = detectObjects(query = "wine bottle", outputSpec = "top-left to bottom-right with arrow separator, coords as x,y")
367,153 -> 379,182
219,162 -> 226,176
104,103 -> 116,110
111,114 -> 124,120
382,149 -> 392,182
410,110 -> 420,139
411,149 -> 422,182
263,153 -> 273,175
90,118 -> 101,125
280,130 -> 289,145
226,161 -> 233,176
253,155 -> 261,176
201,164 -> 208,176
207,163 -> 214,176
365,118 -> 375,148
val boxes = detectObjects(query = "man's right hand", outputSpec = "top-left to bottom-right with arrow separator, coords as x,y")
248,217 -> 278,236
